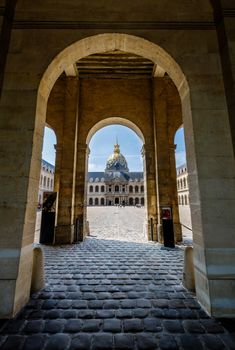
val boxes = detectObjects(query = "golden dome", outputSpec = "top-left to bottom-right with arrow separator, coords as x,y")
106,143 -> 129,171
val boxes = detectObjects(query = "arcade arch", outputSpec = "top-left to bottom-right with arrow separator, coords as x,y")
2,32 -> 234,319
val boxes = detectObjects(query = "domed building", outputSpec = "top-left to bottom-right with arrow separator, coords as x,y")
87,143 -> 145,206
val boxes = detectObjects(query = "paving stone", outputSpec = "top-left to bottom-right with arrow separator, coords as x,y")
71,300 -> 88,309
136,299 -> 151,308
200,319 -> 225,333
24,320 -> 44,334
133,308 -> 149,318
83,292 -> 97,300
143,318 -> 162,332
1,335 -> 25,350
22,334 -> 47,350
180,334 -> 203,350
70,334 -> 92,350
123,319 -> 144,332
2,320 -> 25,334
116,309 -> 133,319
97,292 -> 112,300
159,335 -> 178,350
82,320 -> 102,332
103,319 -> 122,333
42,300 -> 58,310
77,310 -> 94,318
66,292 -> 82,300
103,300 -> 120,309
95,310 -> 115,319
45,333 -> 70,350
163,320 -> 184,333
61,310 -> 77,319
219,333 -> 235,350
64,319 -> 83,333
44,320 -> 64,333
27,310 -> 46,320
114,333 -> 135,349
136,333 -> 158,349
183,320 -> 205,333
201,334 -> 226,350
88,300 -> 104,309
44,310 -> 61,319
92,333 -> 113,349
57,300 -> 72,309
121,300 -> 136,309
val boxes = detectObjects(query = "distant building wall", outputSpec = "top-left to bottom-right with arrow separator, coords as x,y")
176,163 -> 192,230
38,160 -> 55,208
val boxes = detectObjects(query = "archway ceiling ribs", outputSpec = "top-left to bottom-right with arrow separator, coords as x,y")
68,50 -> 165,79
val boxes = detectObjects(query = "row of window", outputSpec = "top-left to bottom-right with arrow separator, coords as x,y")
88,197 -> 145,206
40,175 -> 53,190
89,178 -> 143,183
178,194 -> 189,205
177,177 -> 188,190
89,185 -> 144,193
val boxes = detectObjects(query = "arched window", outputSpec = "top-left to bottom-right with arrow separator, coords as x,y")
184,195 -> 187,205
89,185 -> 93,193
135,197 -> 139,205
141,197 -> 144,205
43,176 -> 46,187
101,198 -> 105,205
182,196 -> 184,205
51,179 -> 53,189
178,196 -> 181,205
40,175 -> 43,185
89,198 -> 93,205
180,179 -> 183,189
135,186 -> 139,193
95,198 -> 99,205
101,185 -> 105,192
115,185 -> 119,192
183,178 -> 186,188
129,198 -> 133,205
129,185 -> 133,193
47,178 -> 50,188
141,185 -> 144,193
95,185 -> 99,192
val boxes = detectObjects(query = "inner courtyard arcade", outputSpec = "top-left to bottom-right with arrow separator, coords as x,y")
1,0 -> 235,335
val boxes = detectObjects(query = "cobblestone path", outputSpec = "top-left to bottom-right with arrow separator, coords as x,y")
0,238 -> 234,349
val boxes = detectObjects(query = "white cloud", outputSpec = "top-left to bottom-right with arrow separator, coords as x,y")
175,151 -> 186,167
88,163 -> 104,171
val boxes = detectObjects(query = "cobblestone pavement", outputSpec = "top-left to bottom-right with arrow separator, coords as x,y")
87,206 -> 148,243
1,209 -> 234,349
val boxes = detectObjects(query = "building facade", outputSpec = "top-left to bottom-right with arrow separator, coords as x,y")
38,160 -> 55,208
87,143 -> 145,206
176,163 -> 192,230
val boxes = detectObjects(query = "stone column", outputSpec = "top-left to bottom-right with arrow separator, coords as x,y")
182,60 -> 235,317
73,143 -> 89,242
142,145 -> 158,241
169,144 -> 182,242
0,77 -> 42,318
53,144 -> 62,226
153,78 -> 182,243
54,77 -> 79,244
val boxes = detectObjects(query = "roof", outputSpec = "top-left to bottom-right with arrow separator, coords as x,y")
88,171 -> 143,182
42,159 -> 55,172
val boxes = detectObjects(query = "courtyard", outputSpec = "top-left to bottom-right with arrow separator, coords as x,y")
0,207 -> 234,349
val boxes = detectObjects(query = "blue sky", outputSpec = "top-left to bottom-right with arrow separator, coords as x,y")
42,125 -> 186,169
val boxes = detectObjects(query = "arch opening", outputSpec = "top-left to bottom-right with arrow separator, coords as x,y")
86,123 -> 147,242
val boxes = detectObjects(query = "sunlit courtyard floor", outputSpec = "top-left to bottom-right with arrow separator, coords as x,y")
87,206 -> 148,243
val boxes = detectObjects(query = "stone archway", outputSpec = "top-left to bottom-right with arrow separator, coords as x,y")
2,31 -> 234,319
